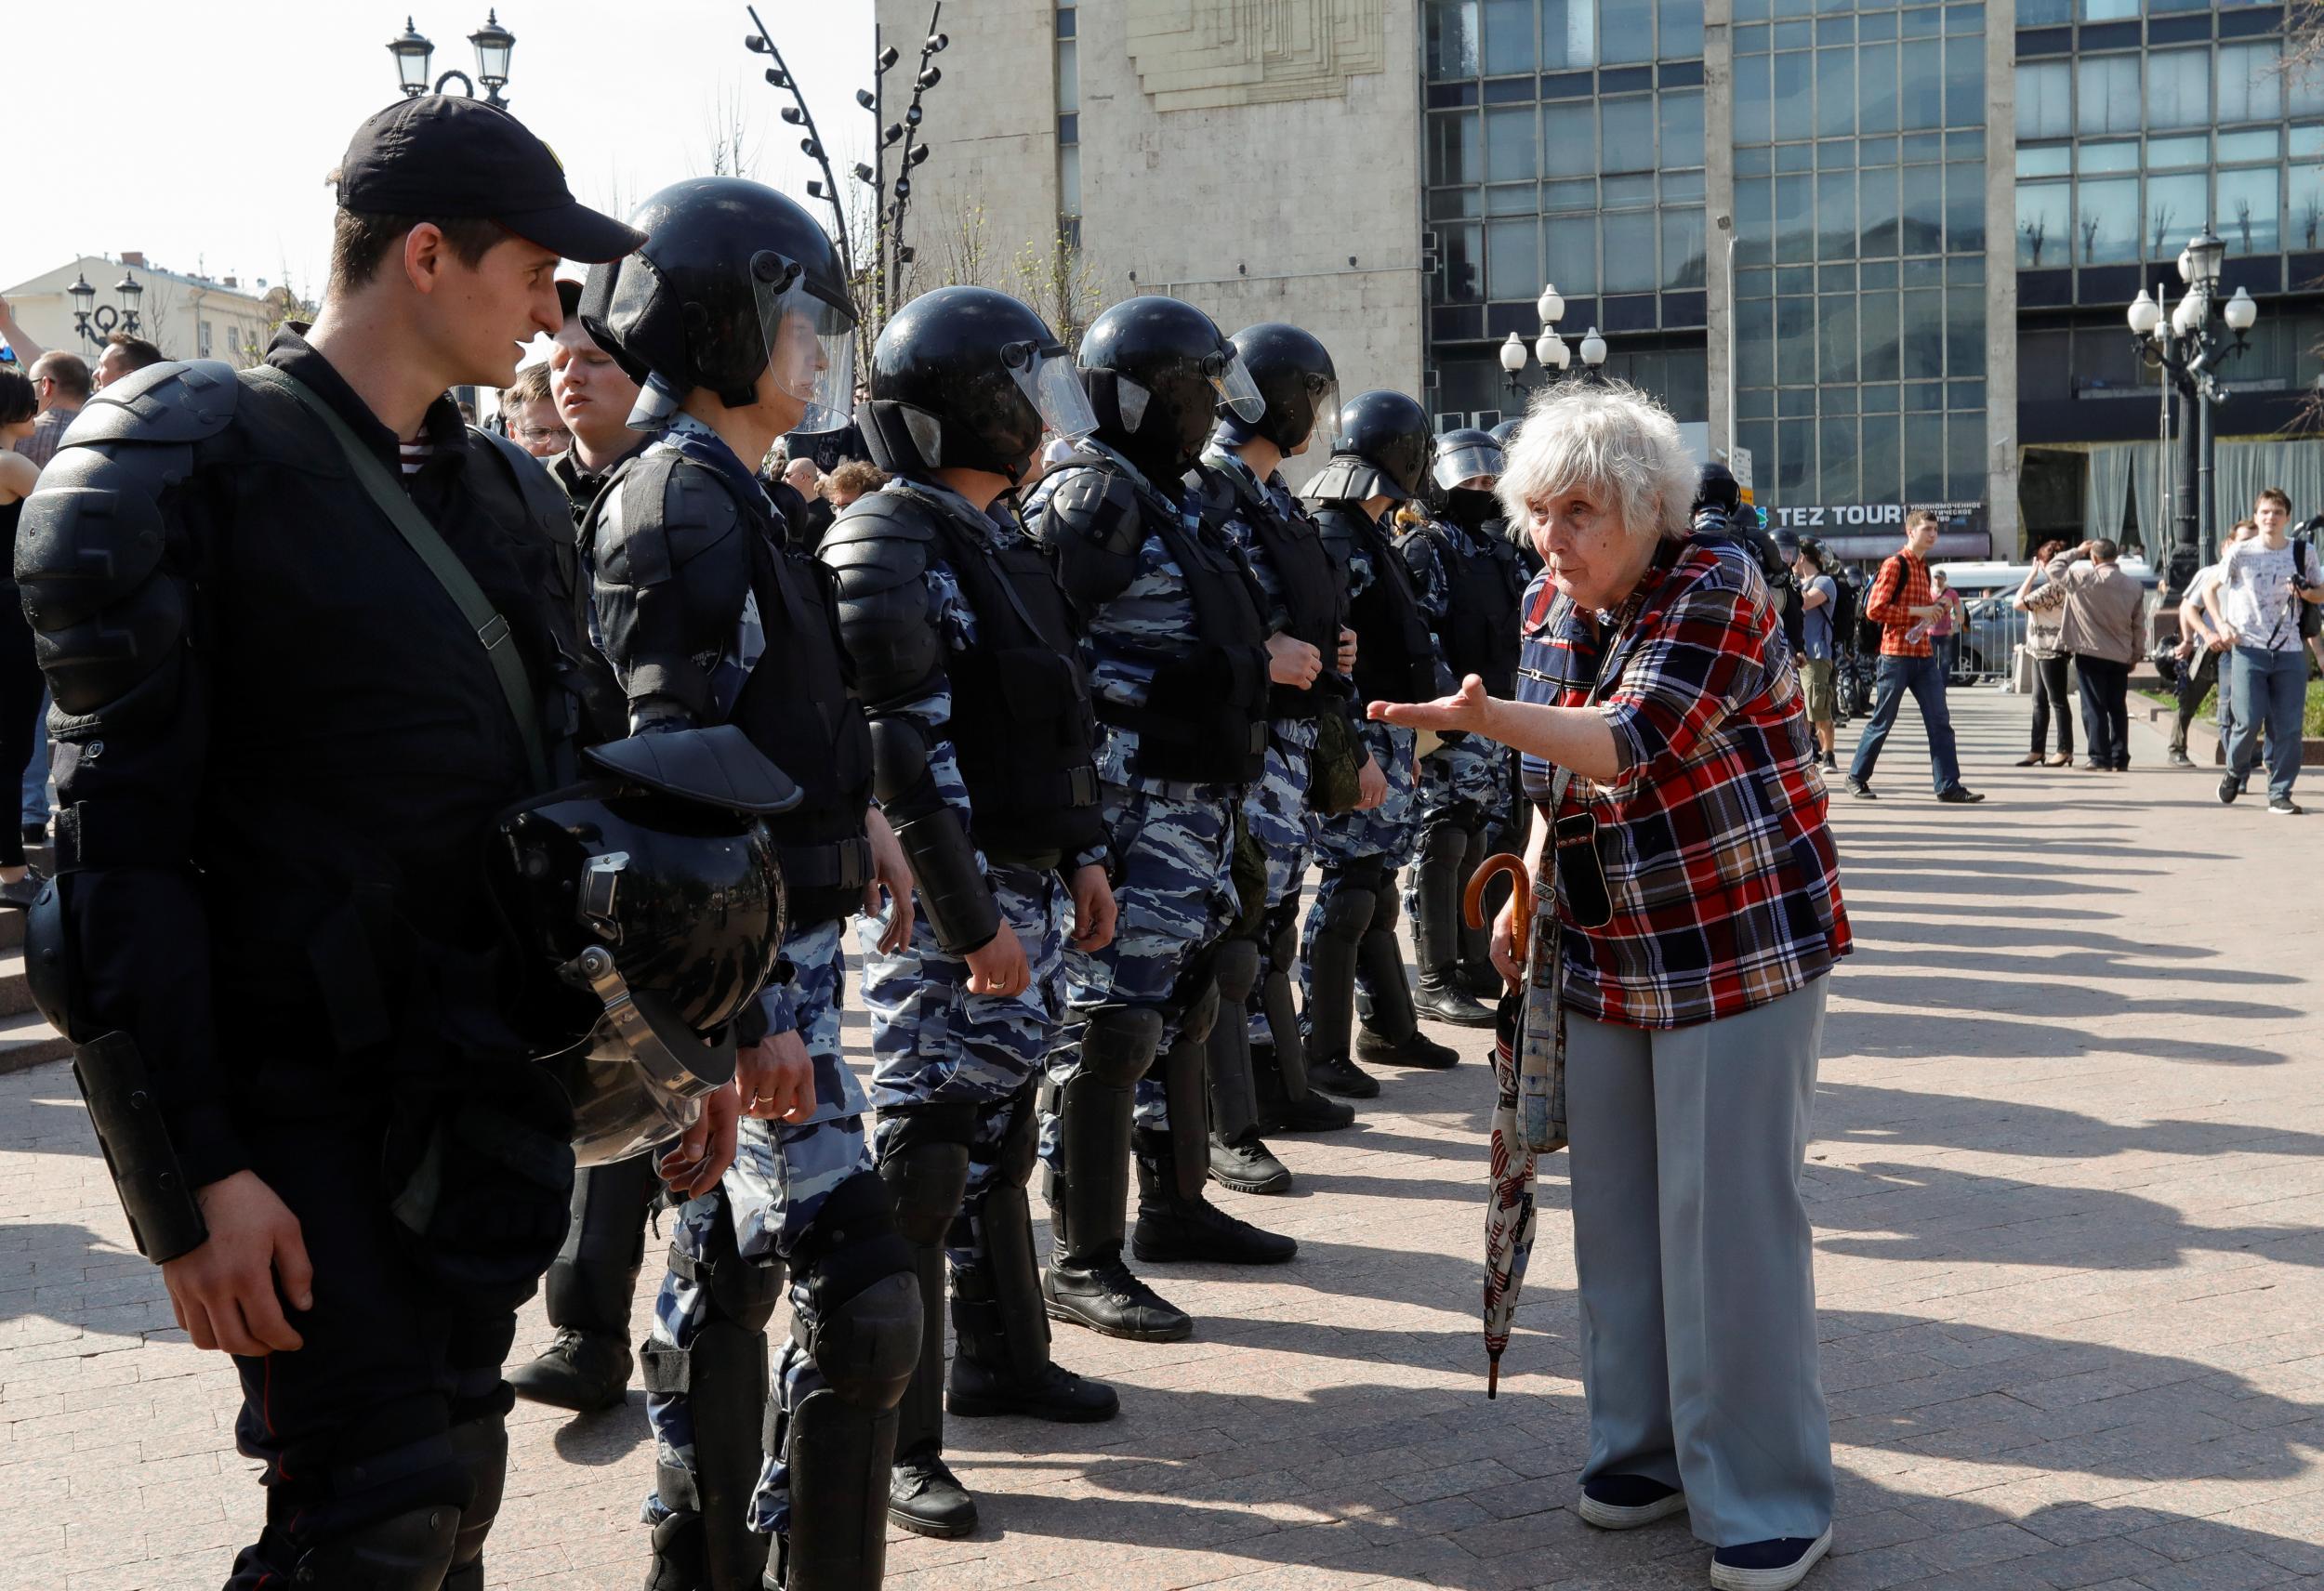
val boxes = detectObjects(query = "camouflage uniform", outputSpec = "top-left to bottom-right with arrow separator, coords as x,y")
1025,447 -> 1247,1155
1398,513 -> 1512,921
1302,513 -> 1424,1037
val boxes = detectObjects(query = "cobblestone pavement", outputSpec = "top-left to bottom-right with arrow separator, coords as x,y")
7,689 -> 2324,1590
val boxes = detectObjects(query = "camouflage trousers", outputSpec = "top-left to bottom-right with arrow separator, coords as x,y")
640,918 -> 874,1540
1303,720 -> 1420,1028
863,864 -> 1069,1229
1244,719 -> 1316,1043
1043,773 -> 1241,1158
1412,733 -> 1507,830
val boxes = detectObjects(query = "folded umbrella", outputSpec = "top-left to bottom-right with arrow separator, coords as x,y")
1463,854 -> 1565,1397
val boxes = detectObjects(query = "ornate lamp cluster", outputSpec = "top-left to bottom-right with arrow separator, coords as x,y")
1498,284 -> 1605,396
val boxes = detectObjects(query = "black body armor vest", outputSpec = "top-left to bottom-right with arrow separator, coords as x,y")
1318,503 -> 1439,706
721,484 -> 878,927
1433,524 -> 1526,697
1194,464 -> 1345,721
900,493 -> 1107,869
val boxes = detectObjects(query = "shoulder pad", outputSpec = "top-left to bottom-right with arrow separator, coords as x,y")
1299,455 -> 1397,506
474,426 -> 574,537
56,359 -> 239,448
820,493 -> 936,595
1310,503 -> 1367,546
590,449 -> 746,589
1029,465 -> 1143,559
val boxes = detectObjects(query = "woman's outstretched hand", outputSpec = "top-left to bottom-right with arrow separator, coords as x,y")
1368,674 -> 1491,737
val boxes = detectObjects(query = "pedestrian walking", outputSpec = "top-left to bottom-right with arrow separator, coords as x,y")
1844,510 -> 1983,803
2012,540 -> 2073,767
2170,520 -> 2257,770
2216,486 -> 2324,813
1793,539 -> 1840,771
1374,379 -> 1849,1591
2044,539 -> 2146,771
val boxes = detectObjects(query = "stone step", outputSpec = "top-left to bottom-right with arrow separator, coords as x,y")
0,1008 -> 70,1074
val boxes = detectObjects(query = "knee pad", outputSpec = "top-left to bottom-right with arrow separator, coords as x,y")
1076,1005 -> 1166,1087
1368,884 -> 1402,937
287,1506 -> 459,1591
1210,936 -> 1261,1005
1417,821 -> 1468,871
671,1203 -> 786,1333
795,1261 -> 921,1411
875,1105 -> 976,1248
1315,881 -> 1377,946
1177,975 -> 1222,1047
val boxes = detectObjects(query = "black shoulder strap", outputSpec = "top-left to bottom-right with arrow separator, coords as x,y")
244,364 -> 548,789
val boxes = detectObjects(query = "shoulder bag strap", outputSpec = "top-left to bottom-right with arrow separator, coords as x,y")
244,364 -> 549,789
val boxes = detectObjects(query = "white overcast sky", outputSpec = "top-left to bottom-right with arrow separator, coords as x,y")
0,1 -> 879,300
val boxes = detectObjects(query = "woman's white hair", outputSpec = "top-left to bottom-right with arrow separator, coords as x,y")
1497,380 -> 1697,546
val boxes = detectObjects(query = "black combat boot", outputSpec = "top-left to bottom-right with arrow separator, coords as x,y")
1130,1129 -> 1299,1265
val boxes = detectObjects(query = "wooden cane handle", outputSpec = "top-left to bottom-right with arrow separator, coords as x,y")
1463,852 -> 1533,966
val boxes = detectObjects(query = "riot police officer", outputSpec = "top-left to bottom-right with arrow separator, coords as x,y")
1300,392 -> 1459,1100
578,177 -> 920,1591
13,96 -> 650,1590
1185,322 -> 1360,1194
818,285 -> 1124,1539
1024,296 -> 1301,1347
1399,428 -> 1525,1028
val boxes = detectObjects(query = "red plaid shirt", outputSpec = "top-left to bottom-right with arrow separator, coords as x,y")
1516,540 -> 1850,1028
1865,547 -> 1934,658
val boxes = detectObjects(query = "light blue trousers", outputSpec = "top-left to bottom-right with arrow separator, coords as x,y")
1564,975 -> 1835,1548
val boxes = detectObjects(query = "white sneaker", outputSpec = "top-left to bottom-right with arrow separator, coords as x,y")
1710,1527 -> 1834,1590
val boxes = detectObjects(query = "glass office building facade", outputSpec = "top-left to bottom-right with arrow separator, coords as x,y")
1417,0 -> 2324,556
1421,0 -> 1714,423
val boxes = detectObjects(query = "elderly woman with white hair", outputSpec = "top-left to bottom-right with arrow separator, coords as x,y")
1374,383 -> 1849,1591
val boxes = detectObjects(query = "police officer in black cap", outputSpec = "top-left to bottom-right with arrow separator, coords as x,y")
577,177 -> 922,1591
14,95 -> 661,1590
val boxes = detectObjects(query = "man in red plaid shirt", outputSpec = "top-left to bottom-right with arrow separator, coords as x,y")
1843,511 -> 1983,803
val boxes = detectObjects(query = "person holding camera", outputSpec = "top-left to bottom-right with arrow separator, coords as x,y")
2012,541 -> 2073,768
1373,383 -> 1849,1591
2217,487 -> 2324,813
2042,538 -> 2144,772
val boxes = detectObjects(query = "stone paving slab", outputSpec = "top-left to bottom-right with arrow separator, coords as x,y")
4,689 -> 2323,1589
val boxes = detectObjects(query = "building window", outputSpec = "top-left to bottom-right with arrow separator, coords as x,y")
197,320 -> 213,357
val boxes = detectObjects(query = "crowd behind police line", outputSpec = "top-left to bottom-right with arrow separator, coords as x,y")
3,91 -> 1859,1591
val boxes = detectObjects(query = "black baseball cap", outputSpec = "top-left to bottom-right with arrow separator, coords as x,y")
336,96 -> 643,264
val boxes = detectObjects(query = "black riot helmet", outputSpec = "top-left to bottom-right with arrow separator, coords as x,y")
579,177 -> 855,422
1695,460 -> 1742,517
491,726 -> 801,1166
1079,296 -> 1264,481
1224,322 -> 1340,457
1433,427 -> 1506,531
1299,389 -> 1433,507
858,284 -> 1097,484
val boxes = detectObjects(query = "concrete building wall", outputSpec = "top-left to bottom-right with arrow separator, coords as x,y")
2,256 -> 278,368
880,0 -> 1424,478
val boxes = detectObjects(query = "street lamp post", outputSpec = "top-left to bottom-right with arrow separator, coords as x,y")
388,11 -> 518,106
1499,284 -> 1583,399
67,268 -> 143,353
2126,226 -> 2256,604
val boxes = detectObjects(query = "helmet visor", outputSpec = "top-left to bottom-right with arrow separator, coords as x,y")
1210,347 -> 1267,424
1006,339 -> 1099,441
1300,377 -> 1344,456
754,259 -> 857,432
1432,440 -> 1506,493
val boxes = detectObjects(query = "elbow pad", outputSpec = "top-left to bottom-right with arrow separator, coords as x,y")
867,716 -> 997,953
1026,467 -> 1145,614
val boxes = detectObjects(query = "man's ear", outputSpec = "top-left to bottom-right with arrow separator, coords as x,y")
403,222 -> 448,296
